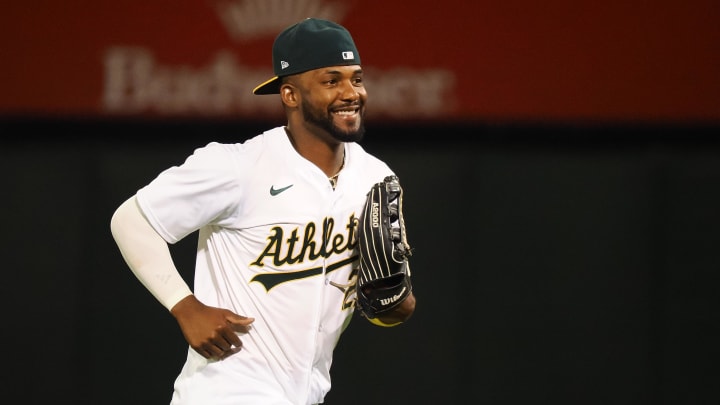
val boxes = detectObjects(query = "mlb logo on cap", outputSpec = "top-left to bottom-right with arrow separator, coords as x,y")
342,51 -> 354,60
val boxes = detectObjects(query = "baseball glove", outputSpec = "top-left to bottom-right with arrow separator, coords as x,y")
355,175 -> 413,320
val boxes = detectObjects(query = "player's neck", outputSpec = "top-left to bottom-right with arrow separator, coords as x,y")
284,126 -> 345,179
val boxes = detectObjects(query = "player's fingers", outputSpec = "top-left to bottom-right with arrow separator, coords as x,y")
197,324 -> 235,352
196,347 -> 213,359
226,314 -> 255,333
197,341 -> 225,359
220,327 -> 243,348
218,346 -> 241,361
206,333 -> 239,357
205,334 -> 241,361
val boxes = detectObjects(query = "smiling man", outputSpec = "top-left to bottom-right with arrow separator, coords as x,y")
110,18 -> 416,405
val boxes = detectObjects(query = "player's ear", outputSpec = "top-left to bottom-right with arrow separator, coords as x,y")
280,83 -> 299,108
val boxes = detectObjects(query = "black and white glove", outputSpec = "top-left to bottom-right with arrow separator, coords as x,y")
355,175 -> 413,319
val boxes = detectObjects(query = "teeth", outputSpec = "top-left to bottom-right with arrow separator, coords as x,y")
334,110 -> 356,115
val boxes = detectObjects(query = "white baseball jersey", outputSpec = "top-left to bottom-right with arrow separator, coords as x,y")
135,126 -> 394,405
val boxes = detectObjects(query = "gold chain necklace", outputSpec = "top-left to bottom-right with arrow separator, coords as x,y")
328,153 -> 345,190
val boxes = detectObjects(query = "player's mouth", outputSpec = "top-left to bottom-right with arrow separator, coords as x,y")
331,104 -> 361,122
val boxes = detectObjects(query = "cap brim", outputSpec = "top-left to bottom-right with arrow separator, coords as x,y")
253,76 -> 280,95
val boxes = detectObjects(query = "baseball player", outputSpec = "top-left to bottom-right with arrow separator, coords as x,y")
110,18 -> 416,404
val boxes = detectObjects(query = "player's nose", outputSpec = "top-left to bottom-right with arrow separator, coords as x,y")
339,80 -> 361,101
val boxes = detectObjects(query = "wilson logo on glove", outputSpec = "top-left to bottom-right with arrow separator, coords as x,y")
379,286 -> 408,306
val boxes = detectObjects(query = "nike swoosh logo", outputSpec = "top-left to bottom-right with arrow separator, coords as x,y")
270,184 -> 294,196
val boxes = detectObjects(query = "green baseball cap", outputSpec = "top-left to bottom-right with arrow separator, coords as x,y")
253,18 -> 361,95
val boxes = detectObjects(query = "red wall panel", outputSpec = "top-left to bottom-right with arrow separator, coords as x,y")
1,0 -> 718,123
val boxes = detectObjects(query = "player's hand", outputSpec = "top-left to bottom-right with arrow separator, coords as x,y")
170,295 -> 254,360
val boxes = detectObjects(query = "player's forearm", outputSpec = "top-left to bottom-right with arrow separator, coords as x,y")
110,196 -> 193,311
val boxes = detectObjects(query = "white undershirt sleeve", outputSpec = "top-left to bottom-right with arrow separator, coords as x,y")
110,196 -> 193,311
